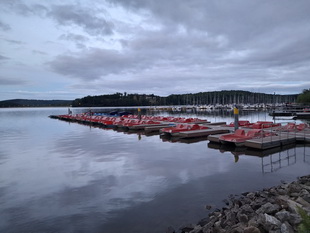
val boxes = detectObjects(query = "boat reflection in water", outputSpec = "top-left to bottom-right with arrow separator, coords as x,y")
208,142 -> 310,173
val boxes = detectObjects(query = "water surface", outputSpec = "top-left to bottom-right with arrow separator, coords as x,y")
0,107 -> 309,233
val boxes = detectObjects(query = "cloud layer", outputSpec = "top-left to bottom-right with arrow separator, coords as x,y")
0,0 -> 310,100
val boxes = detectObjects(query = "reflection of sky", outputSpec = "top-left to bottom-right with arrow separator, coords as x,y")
0,108 -> 309,233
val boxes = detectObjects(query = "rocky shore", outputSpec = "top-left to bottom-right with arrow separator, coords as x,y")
169,175 -> 310,233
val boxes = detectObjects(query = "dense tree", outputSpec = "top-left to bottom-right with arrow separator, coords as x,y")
0,99 -> 72,108
71,91 -> 298,107
297,89 -> 310,104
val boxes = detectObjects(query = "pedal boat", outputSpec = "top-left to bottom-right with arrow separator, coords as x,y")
219,129 -> 276,147
160,124 -> 209,137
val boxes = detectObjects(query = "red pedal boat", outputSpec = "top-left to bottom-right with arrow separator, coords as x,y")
160,124 -> 209,136
248,121 -> 281,129
227,120 -> 252,127
219,129 -> 276,147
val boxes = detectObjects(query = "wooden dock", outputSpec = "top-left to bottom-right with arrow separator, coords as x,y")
50,114 -> 310,150
127,123 -> 172,130
208,132 -> 233,143
144,124 -> 175,133
178,127 -> 230,138
244,135 -> 296,150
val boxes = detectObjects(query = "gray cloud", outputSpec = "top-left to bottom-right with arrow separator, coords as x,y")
59,33 -> 90,49
0,76 -> 27,85
2,0 -> 310,99
32,50 -> 47,55
107,0 -> 310,43
0,19 -> 10,31
48,4 -> 114,36
0,55 -> 9,61
0,0 -> 47,16
59,33 -> 89,43
1,38 -> 24,45
0,1 -> 113,36
49,48 -> 150,80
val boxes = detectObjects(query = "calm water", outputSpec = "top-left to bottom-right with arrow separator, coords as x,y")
0,107 -> 309,233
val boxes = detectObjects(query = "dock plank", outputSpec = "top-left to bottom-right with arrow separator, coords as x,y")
204,122 -> 227,126
178,128 -> 230,138
245,135 -> 296,150
129,123 -> 171,130
144,124 -> 174,133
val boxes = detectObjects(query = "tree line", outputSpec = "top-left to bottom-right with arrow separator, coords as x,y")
297,89 -> 310,104
0,99 -> 72,108
2,90 -> 306,108
72,90 -> 299,107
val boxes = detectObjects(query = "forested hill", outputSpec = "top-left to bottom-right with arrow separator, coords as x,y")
0,90 -> 299,108
72,91 -> 298,107
0,99 -> 73,108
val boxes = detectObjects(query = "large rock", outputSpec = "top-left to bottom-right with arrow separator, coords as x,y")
256,202 -> 280,215
262,213 -> 281,231
280,222 -> 294,233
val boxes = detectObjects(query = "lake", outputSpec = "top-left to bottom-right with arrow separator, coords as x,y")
0,107 -> 309,233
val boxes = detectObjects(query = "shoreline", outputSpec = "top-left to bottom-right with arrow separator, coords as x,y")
169,174 -> 310,233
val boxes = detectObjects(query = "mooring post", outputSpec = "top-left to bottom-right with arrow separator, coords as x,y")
234,105 -> 239,131
138,108 -> 141,120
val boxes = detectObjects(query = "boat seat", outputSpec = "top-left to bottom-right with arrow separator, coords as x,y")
235,129 -> 245,136
246,129 -> 262,137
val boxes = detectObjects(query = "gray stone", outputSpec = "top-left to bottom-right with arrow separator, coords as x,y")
197,218 -> 209,227
227,223 -> 244,233
275,210 -> 290,222
287,213 -> 302,226
237,213 -> 248,223
263,213 -> 281,231
180,224 -> 195,232
275,195 -> 289,209
246,192 -> 255,199
248,215 -> 260,228
201,222 -> 213,233
300,184 -> 310,192
287,199 -> 303,214
243,226 -> 261,233
239,204 -> 254,215
287,183 -> 302,194
299,189 -> 310,202
269,230 -> 281,233
280,222 -> 294,233
166,226 -> 176,233
186,175 -> 310,233
188,225 -> 202,233
295,196 -> 310,208
256,202 -> 280,215
277,188 -> 287,195
224,211 -> 237,225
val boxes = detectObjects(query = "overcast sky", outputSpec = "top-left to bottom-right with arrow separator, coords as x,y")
1,0 -> 310,100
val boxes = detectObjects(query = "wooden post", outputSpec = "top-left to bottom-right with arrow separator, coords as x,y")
234,105 -> 239,131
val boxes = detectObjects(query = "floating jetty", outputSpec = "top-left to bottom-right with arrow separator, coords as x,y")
50,113 -> 310,150
177,127 -> 230,138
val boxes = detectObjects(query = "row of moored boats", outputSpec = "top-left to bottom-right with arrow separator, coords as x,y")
50,114 -> 310,147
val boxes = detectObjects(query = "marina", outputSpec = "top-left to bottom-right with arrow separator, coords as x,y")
50,112 -> 310,151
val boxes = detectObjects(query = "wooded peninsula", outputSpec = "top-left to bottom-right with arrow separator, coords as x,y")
1,89 -> 309,108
